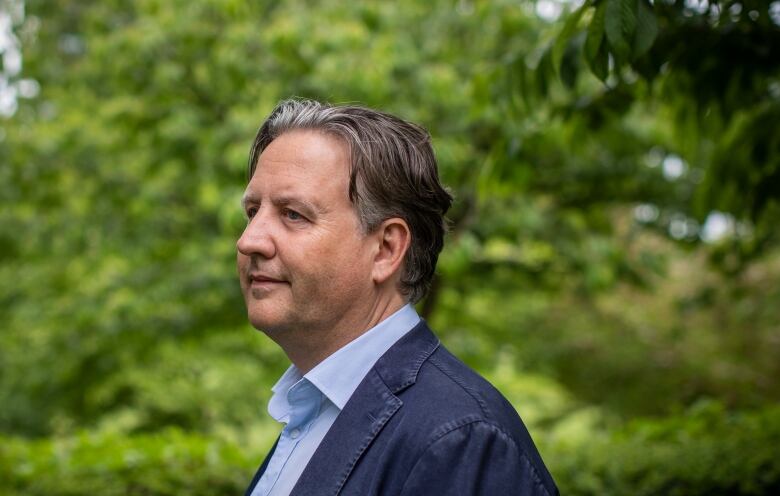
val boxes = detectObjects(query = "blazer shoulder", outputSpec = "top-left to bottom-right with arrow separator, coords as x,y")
396,344 -> 558,493
417,345 -> 516,423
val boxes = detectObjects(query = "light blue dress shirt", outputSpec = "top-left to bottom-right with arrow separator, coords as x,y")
251,304 -> 421,496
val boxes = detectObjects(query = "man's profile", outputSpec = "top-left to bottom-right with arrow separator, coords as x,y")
238,99 -> 557,495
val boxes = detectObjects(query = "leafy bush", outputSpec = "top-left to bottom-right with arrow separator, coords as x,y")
2,403 -> 777,495
0,428 -> 270,496
549,402 -> 780,496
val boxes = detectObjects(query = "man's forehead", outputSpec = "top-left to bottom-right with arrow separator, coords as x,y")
251,134 -> 350,178
241,172 -> 345,214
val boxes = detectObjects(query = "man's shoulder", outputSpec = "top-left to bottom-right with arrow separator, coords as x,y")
332,323 -> 558,495
402,343 -> 526,430
378,337 -> 559,494
369,320 -> 546,455
373,321 -> 526,429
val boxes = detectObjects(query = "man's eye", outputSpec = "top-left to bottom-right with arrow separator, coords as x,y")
284,209 -> 304,221
246,207 -> 258,219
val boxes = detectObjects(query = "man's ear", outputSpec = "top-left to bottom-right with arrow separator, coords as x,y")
371,218 -> 411,285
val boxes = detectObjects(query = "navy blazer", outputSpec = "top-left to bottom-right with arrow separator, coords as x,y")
245,321 -> 558,495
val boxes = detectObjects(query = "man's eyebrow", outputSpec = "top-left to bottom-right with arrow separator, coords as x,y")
272,196 -> 328,215
240,193 -> 327,215
240,193 -> 258,209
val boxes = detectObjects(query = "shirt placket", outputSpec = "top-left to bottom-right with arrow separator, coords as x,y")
256,379 -> 322,496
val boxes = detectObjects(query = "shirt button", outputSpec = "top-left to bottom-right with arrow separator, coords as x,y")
290,429 -> 300,439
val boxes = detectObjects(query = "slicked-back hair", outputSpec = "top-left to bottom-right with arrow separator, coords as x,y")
247,99 -> 453,304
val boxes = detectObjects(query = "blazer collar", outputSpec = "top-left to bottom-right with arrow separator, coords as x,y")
290,320 -> 440,496
372,319 -> 440,394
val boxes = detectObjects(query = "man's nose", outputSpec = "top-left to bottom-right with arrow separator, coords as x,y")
237,212 -> 277,259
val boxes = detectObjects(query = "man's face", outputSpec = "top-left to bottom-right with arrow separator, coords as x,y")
237,130 -> 376,336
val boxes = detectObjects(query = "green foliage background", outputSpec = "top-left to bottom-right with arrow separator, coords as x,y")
1,0 -> 778,493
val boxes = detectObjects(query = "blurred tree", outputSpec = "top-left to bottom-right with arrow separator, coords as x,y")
507,0 -> 779,271
0,0 -> 777,460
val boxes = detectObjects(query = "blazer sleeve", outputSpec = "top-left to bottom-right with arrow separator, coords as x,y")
398,420 -> 557,496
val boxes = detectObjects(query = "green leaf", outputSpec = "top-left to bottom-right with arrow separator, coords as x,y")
605,0 -> 638,64
553,3 -> 588,76
536,48 -> 554,96
560,44 -> 580,89
589,37 -> 610,82
585,2 -> 606,64
633,0 -> 658,58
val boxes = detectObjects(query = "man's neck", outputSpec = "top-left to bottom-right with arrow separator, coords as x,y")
277,293 -> 408,374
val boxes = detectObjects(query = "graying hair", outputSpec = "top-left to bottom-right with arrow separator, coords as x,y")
247,99 -> 452,304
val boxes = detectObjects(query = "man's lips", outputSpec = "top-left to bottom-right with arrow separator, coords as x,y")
248,273 -> 287,286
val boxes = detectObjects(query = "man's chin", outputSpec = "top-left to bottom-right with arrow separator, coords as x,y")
247,311 -> 290,335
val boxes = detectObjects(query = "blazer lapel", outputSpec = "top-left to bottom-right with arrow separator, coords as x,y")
291,321 -> 440,496
290,369 -> 401,495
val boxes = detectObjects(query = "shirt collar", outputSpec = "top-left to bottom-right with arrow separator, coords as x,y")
267,304 -> 421,415
267,365 -> 304,423
304,304 -> 420,409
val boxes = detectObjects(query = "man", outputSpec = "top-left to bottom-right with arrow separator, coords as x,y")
238,99 -> 558,496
